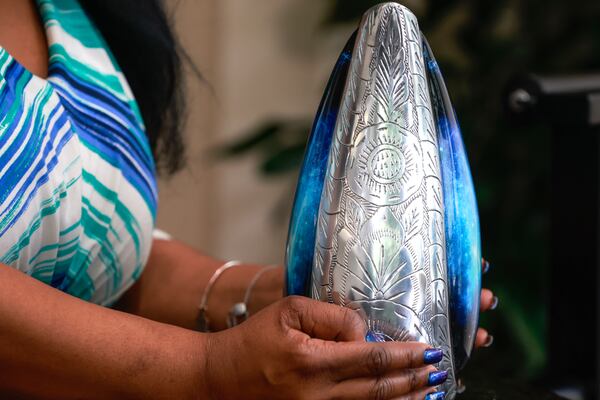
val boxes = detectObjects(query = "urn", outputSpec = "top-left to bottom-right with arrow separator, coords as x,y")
285,3 -> 482,398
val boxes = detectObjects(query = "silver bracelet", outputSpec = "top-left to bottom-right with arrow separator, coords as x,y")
227,264 -> 281,328
196,260 -> 242,332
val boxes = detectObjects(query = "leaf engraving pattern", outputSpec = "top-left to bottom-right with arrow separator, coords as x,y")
311,4 -> 456,397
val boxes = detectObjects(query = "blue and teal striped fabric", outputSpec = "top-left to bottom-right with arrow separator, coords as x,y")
0,0 -> 157,305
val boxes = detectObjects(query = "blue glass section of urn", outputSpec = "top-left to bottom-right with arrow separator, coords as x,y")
284,32 -> 356,296
423,37 -> 482,371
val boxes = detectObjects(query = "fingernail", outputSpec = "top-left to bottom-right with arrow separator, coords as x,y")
490,295 -> 499,310
482,258 -> 491,274
423,348 -> 443,364
428,370 -> 448,386
483,334 -> 494,348
365,330 -> 386,342
425,391 -> 446,400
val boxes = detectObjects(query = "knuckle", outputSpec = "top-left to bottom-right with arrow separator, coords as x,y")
284,295 -> 307,311
369,377 -> 393,400
342,307 -> 365,333
399,345 -> 415,367
366,346 -> 392,375
279,297 -> 305,328
408,391 -> 429,400
287,341 -> 322,379
290,341 -> 313,366
407,368 -> 419,390
263,345 -> 314,387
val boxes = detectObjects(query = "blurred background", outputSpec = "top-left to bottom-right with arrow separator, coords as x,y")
158,1 -> 600,399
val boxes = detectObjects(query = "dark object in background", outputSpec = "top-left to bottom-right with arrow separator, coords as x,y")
459,376 -> 566,400
505,74 -> 600,125
505,73 -> 600,400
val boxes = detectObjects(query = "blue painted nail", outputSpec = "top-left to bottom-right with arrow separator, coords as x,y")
482,258 -> 490,274
483,334 -> 494,348
365,330 -> 386,342
490,295 -> 499,310
425,392 -> 446,400
423,348 -> 443,364
428,370 -> 448,386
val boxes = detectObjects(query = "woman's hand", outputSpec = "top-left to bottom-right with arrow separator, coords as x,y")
204,296 -> 447,400
474,259 -> 498,349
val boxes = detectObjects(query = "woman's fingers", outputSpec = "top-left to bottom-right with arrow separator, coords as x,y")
474,327 -> 493,348
329,365 -> 445,400
282,296 -> 367,342
478,258 -> 497,351
476,292 -> 495,349
396,386 -> 444,400
317,341 -> 443,380
480,289 -> 498,312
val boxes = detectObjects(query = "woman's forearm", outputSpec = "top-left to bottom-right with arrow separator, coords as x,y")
0,264 -> 206,399
115,239 -> 284,331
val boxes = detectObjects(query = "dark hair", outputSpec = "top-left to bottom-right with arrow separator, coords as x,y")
79,0 -> 186,175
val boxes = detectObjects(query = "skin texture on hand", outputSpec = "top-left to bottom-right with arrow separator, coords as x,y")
115,238 -> 495,399
0,236 -> 493,399
475,289 -> 497,348
205,296 -> 442,400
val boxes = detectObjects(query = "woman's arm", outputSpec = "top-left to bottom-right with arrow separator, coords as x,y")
115,239 -> 284,331
0,263 -> 206,399
0,261 -> 442,400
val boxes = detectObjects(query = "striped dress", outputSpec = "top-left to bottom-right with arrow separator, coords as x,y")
0,0 -> 157,305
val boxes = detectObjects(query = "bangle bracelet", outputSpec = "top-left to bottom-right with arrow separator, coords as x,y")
196,260 -> 241,332
227,264 -> 281,328
243,264 -> 281,305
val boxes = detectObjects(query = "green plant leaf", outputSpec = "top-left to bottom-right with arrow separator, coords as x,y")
260,143 -> 306,175
216,121 -> 283,158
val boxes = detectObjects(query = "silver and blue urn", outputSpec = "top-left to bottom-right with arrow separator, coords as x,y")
285,3 -> 482,398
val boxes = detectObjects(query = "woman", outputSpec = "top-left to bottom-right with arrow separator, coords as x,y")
0,0 -> 497,399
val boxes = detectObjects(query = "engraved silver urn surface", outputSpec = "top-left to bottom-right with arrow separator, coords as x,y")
285,3 -> 482,399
